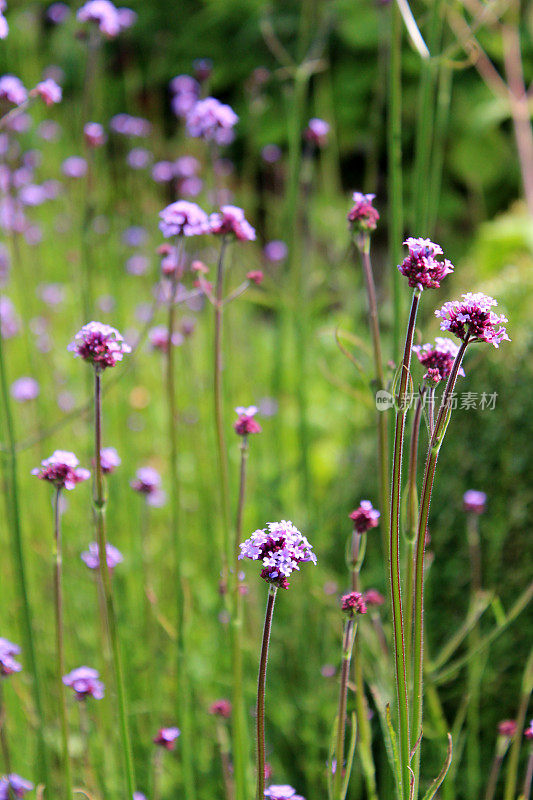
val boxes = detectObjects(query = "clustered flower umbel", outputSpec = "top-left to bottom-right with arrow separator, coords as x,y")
81,542 -> 123,571
159,200 -> 209,237
68,322 -> 132,369
100,446 -> 121,474
435,292 -> 510,348
398,238 -> 454,291
153,727 -> 181,750
77,0 -> 136,38
208,205 -> 256,241
0,774 -> 34,800
341,591 -> 367,616
264,785 -> 305,800
239,520 -> 316,589
463,489 -> 487,515
63,666 -> 104,700
131,466 -> 166,507
347,192 -> 380,234
234,405 -> 262,436
349,500 -> 380,534
185,96 -> 238,145
412,337 -> 465,384
0,637 -> 22,676
32,450 -> 90,490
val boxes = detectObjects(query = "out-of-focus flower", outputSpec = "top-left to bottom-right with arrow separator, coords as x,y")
126,147 -> 152,170
19,184 -> 47,207
398,238 -> 454,291
349,501 -> 380,534
151,161 -> 175,183
412,337 -> 465,384
63,666 -> 104,699
193,58 -> 213,83
0,774 -> 33,800
110,114 -> 151,137
153,727 -> 180,750
62,156 -> 87,178
0,2 -> 8,39
0,75 -> 27,106
363,589 -> 385,607
304,118 -> 329,147
100,447 -> 121,474
186,97 -> 238,145
123,226 -> 147,247
159,200 -> 209,238
524,720 -> 533,740
68,321 -> 132,369
126,254 -> 149,276
84,122 -> 106,148
347,192 -> 379,234
435,293 -> 510,348
170,74 -> 200,118
81,542 -> 123,571
234,405 -> 261,436
47,3 -> 70,24
209,699 -> 232,718
208,205 -> 255,241
10,377 -> 39,402
247,270 -> 263,285
239,521 -> 316,589
131,467 -> 166,507
174,156 -> 200,179
263,240 -> 287,263
149,325 -> 183,353
30,79 -> 62,106
498,720 -> 517,738
463,490 -> 487,515
0,638 -> 22,676
264,786 -> 305,800
261,144 -> 282,164
32,451 -> 90,490
77,0 -> 135,37
38,120 -> 61,141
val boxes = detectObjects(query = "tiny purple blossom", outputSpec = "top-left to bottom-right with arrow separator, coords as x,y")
525,720 -> 533,741
0,638 -> 22,676
463,490 -> 487,515
62,156 -> 87,178
68,321 -> 132,369
110,114 -> 151,137
0,11 -> 8,40
10,377 -> 39,401
77,0 -> 133,37
234,406 -> 261,436
0,774 -> 34,800
208,205 -> 255,241
186,97 -> 238,145
347,192 -> 379,233
263,240 -> 288,263
100,447 -> 121,474
126,147 -> 152,170
153,727 -> 180,750
47,3 -> 70,23
305,118 -> 329,147
398,238 -> 454,291
264,786 -> 305,800
159,200 -> 209,238
63,666 -> 104,700
84,122 -> 106,148
81,542 -> 123,571
0,75 -> 27,106
412,337 -> 465,384
30,79 -> 62,106
349,501 -> 380,534
435,292 -> 510,348
239,520 -> 316,589
131,467 -> 166,507
149,325 -> 183,353
32,451 -> 90,490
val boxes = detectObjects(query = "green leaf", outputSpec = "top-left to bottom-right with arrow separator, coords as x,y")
341,712 -> 358,800
420,734 -> 453,800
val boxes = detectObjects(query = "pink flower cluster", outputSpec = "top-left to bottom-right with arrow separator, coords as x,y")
63,666 -> 104,700
234,405 -> 262,436
435,292 -> 510,348
153,726 -> 180,750
77,0 -> 136,38
100,446 -> 121,474
84,122 -> 106,148
363,589 -> 385,607
463,490 -> 486,515
412,337 -> 465,384
349,500 -> 380,534
81,542 -> 123,571
30,79 -> 62,106
170,74 -> 199,118
264,786 -> 305,800
209,205 -> 256,241
305,118 -> 329,147
239,520 -> 316,589
398,238 -> 454,291
110,113 -> 151,137
159,201 -> 255,241
131,467 -> 166,507
209,699 -> 232,718
185,96 -> 238,145
347,192 -> 379,233
0,75 -> 27,106
341,591 -> 367,616
32,451 -> 90,490
68,321 -> 132,369
0,638 -> 21,676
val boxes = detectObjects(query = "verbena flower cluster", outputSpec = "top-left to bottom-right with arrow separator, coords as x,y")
77,0 -> 136,38
208,205 -> 256,241
0,775 -> 33,800
341,591 -> 367,616
347,192 -> 379,233
185,97 -> 238,145
234,405 -> 262,436
0,637 -> 21,676
435,292 -> 510,348
131,466 -> 166,507
68,322 -> 132,369
63,666 -> 104,700
398,238 -> 454,290
209,699 -> 232,718
264,785 -> 305,800
100,446 -> 121,474
239,521 -> 316,589
32,451 -> 90,490
81,542 -> 123,571
159,200 -> 209,237
463,489 -> 487,515
305,118 -> 329,147
412,337 -> 465,384
349,501 -> 380,534
153,727 -> 181,750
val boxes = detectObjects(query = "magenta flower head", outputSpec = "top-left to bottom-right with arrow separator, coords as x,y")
347,192 -> 379,234
100,447 -> 121,474
463,489 -> 487,515
0,638 -> 22,676
30,79 -> 62,106
68,322 -> 131,370
524,720 -> 533,741
153,727 -> 180,750
239,520 -> 316,589
0,774 -> 34,800
186,97 -> 238,145
11,377 -> 39,402
341,591 -> 367,616
32,451 -> 90,490
0,75 -> 27,106
412,337 -> 465,384
305,118 -> 329,148
131,467 -> 166,507
81,542 -> 123,571
62,156 -> 87,178
398,238 -> 454,291
234,405 -> 261,436
159,200 -> 209,238
435,292 -> 510,348
264,786 -> 304,800
349,500 -> 380,534
208,205 -> 256,241
63,666 -> 104,700
149,325 -> 183,353
209,699 -> 232,718
84,122 -> 106,148
77,0 -> 133,37
363,589 -> 385,607
498,719 -> 517,738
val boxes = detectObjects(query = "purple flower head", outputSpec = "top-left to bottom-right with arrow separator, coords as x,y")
152,161 -> 175,183
67,321 -> 132,370
305,118 -> 329,147
62,156 -> 87,178
81,542 -> 123,571
412,337 -> 465,384
77,0 -> 133,37
170,74 -> 199,96
11,377 -> 39,402
498,720 -> 517,738
47,3 -> 70,23
100,447 -> 121,474
349,500 -> 380,534
126,254 -> 149,276
159,200 -> 209,238
174,155 -> 200,179
239,520 -> 316,589
186,97 -> 238,145
30,79 -> 62,106
341,591 -> 367,616
263,240 -> 288,263
149,325 -> 183,353
0,75 -> 27,106
153,727 -> 180,750
525,720 -> 533,741
123,226 -> 147,247
18,184 -> 47,207
435,292 -> 510,348
262,144 -> 282,164
32,451 -> 90,490
0,638 -> 22,676
84,122 -> 106,148
63,666 -> 104,700
398,238 -> 454,291
264,786 -> 304,800
347,192 -> 379,234
193,58 -> 213,83
0,774 -> 33,800
131,467 -> 166,507
363,589 -> 385,607
234,405 -> 261,436
110,114 -> 151,137
463,490 -> 487,515
208,205 -> 255,241
126,147 -> 152,170
209,698 -> 232,718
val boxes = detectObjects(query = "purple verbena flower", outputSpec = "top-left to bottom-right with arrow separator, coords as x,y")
63,666 -> 104,700
412,337 -> 465,384
208,205 -> 255,241
62,156 -> 87,178
0,774 -> 33,800
149,325 -> 183,353
10,377 -> 39,401
264,786 -> 305,800
110,114 -> 151,137
341,591 -> 367,616
159,200 -> 209,238
153,727 -> 180,750
126,147 -> 152,170
363,589 -> 385,607
239,520 -> 316,589
304,118 -> 329,147
0,638 -> 22,676
47,3 -> 70,24
463,490 -> 487,515
81,542 -> 123,571
398,238 -> 454,291
234,405 -> 261,436
0,7 -> 8,40
186,97 -> 238,145
77,0 -> 134,37
100,447 -> 121,474
30,79 -> 62,106
193,58 -> 213,83
435,292 -> 510,348
349,501 -> 380,534
32,451 -> 90,490
209,699 -> 232,718
131,467 -> 166,507
67,321 -> 132,369
84,122 -> 106,148
347,192 -> 379,233
498,720 -> 517,738
0,75 -> 27,106
263,240 -> 288,262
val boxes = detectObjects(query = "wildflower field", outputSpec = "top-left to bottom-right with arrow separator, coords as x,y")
0,2 -> 532,800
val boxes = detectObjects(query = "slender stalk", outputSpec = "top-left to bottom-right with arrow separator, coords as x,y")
484,751 -> 503,800
53,487 -> 73,800
214,237 -> 230,586
466,511 -> 482,797
523,747 -> 533,800
152,747 -> 163,800
405,388 -> 425,680
411,340 -> 469,796
216,721 -> 235,800
0,332 -> 48,784
333,617 -> 357,800
0,681 -> 13,782
389,289 -> 420,800
256,586 -> 277,800
503,648 -> 533,800
93,370 -> 136,798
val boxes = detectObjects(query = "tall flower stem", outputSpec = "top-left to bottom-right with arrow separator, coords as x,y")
333,616 -> 358,800
466,510 -> 483,797
231,436 -> 250,800
0,681 -> 12,774
411,339 -> 469,796
214,237 -> 230,586
484,748 -> 504,800
216,720 -> 235,800
523,746 -> 533,800
389,289 -> 420,800
53,486 -> 73,800
93,370 -> 135,798
256,585 -> 277,800
503,647 -> 533,800
0,334 -> 48,785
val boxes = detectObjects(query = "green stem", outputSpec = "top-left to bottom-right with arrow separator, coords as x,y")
256,586 -> 277,800
523,747 -> 533,800
484,752 -> 503,800
503,648 -> 533,800
0,682 -> 13,788
93,370 -> 136,799
405,388 -> 425,680
466,512 -> 482,798
214,237 -> 230,586
333,618 -> 357,800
